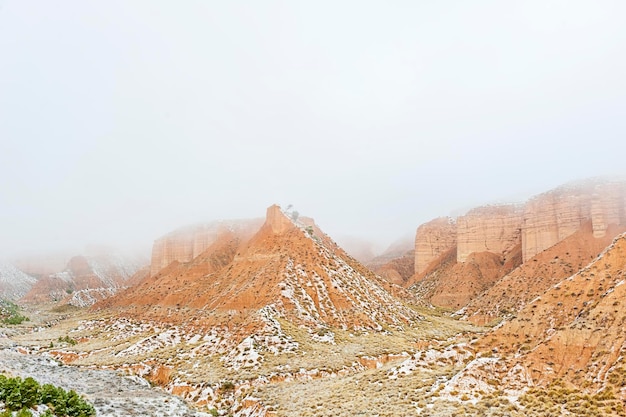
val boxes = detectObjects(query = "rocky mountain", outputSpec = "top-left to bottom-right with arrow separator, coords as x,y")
456,204 -> 523,263
0,263 -> 37,301
99,205 -> 418,332
411,178 -> 626,312
22,252 -> 147,306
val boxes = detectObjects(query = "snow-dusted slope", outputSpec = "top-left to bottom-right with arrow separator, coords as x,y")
0,263 -> 37,300
22,253 -> 147,305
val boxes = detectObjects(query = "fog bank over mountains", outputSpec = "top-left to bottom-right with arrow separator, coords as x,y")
1,1 -> 625,259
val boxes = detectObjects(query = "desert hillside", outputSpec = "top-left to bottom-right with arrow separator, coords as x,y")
409,179 -> 626,315
99,205 -> 419,332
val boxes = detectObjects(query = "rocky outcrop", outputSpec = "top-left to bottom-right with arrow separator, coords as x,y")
522,179 -> 626,261
414,217 -> 456,274
98,204 -> 419,331
456,205 -> 522,263
462,221 -> 626,324
591,180 -> 626,238
150,219 -> 263,276
522,183 -> 595,262
414,179 -> 626,272
410,179 -> 626,311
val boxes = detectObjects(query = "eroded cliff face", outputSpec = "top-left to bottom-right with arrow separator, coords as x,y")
522,180 -> 626,262
414,217 -> 456,274
149,219 -> 263,276
591,181 -> 626,238
415,179 -> 626,274
456,205 -> 522,263
411,179 -> 626,311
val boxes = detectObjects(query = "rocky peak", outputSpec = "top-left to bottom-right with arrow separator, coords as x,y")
265,204 -> 296,235
99,204 -> 419,333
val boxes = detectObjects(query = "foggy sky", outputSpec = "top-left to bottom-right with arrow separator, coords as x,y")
1,1 -> 626,260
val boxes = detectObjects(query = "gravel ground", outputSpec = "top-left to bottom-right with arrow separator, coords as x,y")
0,345 -> 210,417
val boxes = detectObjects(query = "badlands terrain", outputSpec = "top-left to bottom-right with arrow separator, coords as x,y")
1,178 -> 626,416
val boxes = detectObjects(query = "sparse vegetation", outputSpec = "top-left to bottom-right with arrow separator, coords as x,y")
0,300 -> 29,325
57,335 -> 77,346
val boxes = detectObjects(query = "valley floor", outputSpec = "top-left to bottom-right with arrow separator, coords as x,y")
1,304 -> 624,417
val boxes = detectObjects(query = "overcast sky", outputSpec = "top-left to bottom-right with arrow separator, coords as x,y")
1,0 -> 625,260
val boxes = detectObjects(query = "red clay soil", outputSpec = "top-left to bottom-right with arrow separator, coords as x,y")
409,244 -> 522,310
463,221 -> 626,324
476,232 -> 626,395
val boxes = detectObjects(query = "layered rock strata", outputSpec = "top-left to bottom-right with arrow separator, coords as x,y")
414,217 -> 456,274
522,180 -> 626,261
456,205 -> 522,263
415,179 -> 626,274
150,219 -> 263,276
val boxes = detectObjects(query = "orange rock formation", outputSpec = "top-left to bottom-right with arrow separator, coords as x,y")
410,179 -> 626,312
463,221 -> 626,324
98,205 -> 419,332
367,238 -> 414,286
456,204 -> 522,263
414,217 -> 456,275
522,180 -> 626,261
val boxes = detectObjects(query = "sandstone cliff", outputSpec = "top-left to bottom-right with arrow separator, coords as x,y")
414,217 -> 456,275
410,178 -> 626,312
149,219 -> 263,276
462,221 -> 626,324
456,204 -> 522,263
522,179 -> 626,262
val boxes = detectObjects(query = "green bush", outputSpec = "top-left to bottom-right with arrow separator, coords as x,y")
0,374 -> 95,416
57,335 -> 77,346
0,299 -> 29,325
